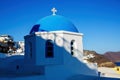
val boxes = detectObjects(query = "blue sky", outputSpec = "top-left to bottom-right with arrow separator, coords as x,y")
0,0 -> 120,54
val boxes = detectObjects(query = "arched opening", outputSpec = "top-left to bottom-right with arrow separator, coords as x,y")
16,65 -> 19,70
71,40 -> 75,55
45,40 -> 54,58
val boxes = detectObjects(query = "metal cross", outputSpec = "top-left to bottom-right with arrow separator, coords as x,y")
51,8 -> 57,15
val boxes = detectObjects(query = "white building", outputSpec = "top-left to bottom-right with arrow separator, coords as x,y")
0,8 -> 98,80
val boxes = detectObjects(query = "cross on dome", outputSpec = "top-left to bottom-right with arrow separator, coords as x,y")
51,8 -> 57,15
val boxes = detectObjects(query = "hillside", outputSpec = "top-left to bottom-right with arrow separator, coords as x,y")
83,50 -> 116,67
104,52 -> 120,62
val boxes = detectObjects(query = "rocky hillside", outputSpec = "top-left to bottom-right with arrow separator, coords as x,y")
104,51 -> 120,62
83,50 -> 116,67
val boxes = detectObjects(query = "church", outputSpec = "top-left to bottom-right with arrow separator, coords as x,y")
0,8 -> 99,80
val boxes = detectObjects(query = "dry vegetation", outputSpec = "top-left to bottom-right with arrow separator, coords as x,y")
84,50 -> 116,68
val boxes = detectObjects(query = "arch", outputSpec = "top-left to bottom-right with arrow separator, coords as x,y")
70,40 -> 75,55
16,65 -> 19,70
45,40 -> 54,58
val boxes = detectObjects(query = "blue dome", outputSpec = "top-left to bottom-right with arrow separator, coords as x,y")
30,15 -> 78,34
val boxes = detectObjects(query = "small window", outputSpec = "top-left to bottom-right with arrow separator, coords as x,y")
71,40 -> 75,55
16,65 -> 19,70
45,40 -> 54,58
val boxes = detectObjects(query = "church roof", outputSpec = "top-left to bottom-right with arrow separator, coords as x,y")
30,15 -> 79,34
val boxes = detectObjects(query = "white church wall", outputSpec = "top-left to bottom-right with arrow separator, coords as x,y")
62,32 -> 83,61
62,50 -> 98,76
61,32 -> 98,76
34,32 -> 64,65
24,34 -> 36,64
45,61 -> 98,80
35,31 -> 97,76
24,31 -> 98,78
45,65 -> 75,80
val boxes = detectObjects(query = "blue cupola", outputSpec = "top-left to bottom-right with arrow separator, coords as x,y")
30,15 -> 78,34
